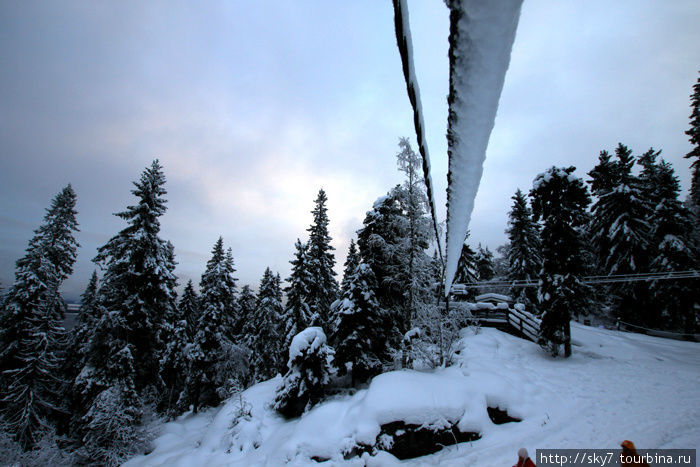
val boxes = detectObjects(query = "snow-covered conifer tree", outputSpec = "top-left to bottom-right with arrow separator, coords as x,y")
396,138 -> 433,329
281,240 -> 314,362
178,280 -> 199,342
685,73 -> 700,213
454,239 -> 478,285
475,244 -> 495,281
237,284 -> 256,336
273,327 -> 333,418
86,160 -> 177,392
505,189 -> 541,308
647,160 -> 698,332
306,189 -> 338,331
248,267 -> 283,382
589,145 -> 652,322
357,190 -> 407,312
0,184 -> 79,447
340,239 -> 360,294
75,161 -> 177,459
332,263 -> 386,385
531,167 -> 591,357
179,237 -> 238,411
158,284 -> 196,415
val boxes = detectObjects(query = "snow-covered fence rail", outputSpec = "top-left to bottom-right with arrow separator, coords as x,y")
507,307 -> 540,342
454,301 -> 541,343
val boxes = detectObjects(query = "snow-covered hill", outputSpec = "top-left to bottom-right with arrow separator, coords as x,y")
125,324 -> 700,466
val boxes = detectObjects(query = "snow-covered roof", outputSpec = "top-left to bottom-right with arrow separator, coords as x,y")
475,293 -> 512,303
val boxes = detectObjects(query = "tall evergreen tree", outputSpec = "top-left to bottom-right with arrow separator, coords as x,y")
158,282 -> 197,415
237,285 -> 256,336
454,239 -> 478,285
281,240 -> 314,363
248,268 -> 283,382
0,185 -> 79,447
647,161 -> 698,332
531,167 -> 591,357
396,138 -> 433,330
685,72 -> 700,210
340,239 -> 360,293
332,263 -> 386,385
475,244 -> 495,281
63,270 -> 101,429
505,189 -> 541,308
306,189 -> 338,331
684,73 -> 700,251
178,280 -> 199,341
75,161 -> 177,461
180,237 -> 237,412
85,160 -> 177,393
357,189 -> 407,312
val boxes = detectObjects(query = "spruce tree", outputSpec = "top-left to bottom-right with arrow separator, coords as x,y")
248,267 -> 283,382
357,189 -> 407,311
588,148 -> 623,273
599,144 -> 651,275
0,185 -> 79,447
179,280 -> 199,342
63,270 -> 100,429
273,327 -> 333,418
356,185 -> 432,336
454,238 -> 478,299
340,239 -> 360,293
306,189 -> 338,331
505,189 -> 541,308
332,263 -> 386,385
281,240 -> 314,362
685,73 -> 700,210
237,285 -> 256,337
647,161 -> 698,332
180,237 -> 238,412
75,161 -> 176,459
158,283 -> 195,415
475,244 -> 495,281
86,160 -> 177,392
684,73 -> 700,252
531,167 -> 591,357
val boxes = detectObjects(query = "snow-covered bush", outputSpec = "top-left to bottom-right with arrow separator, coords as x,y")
81,383 -> 152,466
214,343 -> 251,400
273,327 -> 334,418
407,302 -> 473,368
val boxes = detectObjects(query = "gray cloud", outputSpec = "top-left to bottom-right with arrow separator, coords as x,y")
1,0 -> 698,299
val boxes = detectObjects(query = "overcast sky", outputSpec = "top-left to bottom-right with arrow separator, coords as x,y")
1,0 -> 699,300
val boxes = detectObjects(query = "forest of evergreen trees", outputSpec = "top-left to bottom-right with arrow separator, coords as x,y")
0,76 -> 698,464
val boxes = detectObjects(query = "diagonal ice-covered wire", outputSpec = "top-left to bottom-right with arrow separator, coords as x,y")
444,0 -> 523,296
392,0 -> 444,264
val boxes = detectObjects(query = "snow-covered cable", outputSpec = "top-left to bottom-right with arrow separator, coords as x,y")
444,0 -> 523,296
453,270 -> 700,289
392,0 -> 444,264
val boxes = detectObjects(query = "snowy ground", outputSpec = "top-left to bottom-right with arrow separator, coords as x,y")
125,323 -> 700,466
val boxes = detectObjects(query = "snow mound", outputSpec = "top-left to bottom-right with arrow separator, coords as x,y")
288,326 -> 326,365
126,325 -> 700,466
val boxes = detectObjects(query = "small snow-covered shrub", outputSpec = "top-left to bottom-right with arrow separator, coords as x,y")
214,343 -> 251,400
81,383 -> 153,466
273,327 -> 334,418
408,302 -> 472,368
